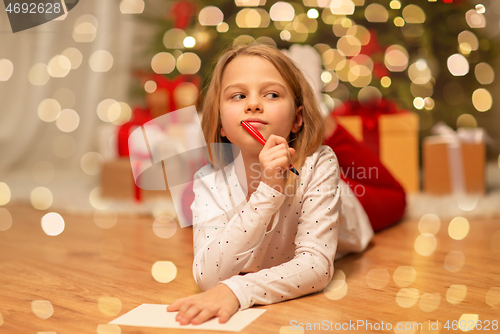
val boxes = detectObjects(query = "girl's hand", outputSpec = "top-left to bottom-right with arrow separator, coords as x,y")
166,283 -> 240,325
259,134 -> 295,193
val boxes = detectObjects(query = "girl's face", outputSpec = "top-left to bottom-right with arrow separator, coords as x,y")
219,55 -> 303,155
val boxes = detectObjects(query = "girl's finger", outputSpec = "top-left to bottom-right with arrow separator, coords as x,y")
191,308 -> 216,325
217,309 -> 232,323
166,299 -> 183,312
180,304 -> 202,324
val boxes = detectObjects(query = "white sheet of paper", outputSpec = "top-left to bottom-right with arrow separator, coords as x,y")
109,304 -> 266,332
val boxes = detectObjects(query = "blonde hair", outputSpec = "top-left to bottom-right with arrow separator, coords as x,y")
200,43 -> 324,192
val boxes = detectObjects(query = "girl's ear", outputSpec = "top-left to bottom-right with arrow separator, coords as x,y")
220,127 -> 226,137
291,106 -> 304,133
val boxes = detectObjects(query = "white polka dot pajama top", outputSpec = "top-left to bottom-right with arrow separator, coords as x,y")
191,145 -> 374,310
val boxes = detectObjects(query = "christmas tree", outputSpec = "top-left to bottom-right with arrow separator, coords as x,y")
132,0 -> 499,140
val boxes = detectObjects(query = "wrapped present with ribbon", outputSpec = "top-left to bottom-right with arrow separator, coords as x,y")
146,74 -> 201,120
423,122 -> 486,195
331,99 -> 419,193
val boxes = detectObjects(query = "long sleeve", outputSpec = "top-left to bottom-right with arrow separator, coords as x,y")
191,167 -> 286,291
221,148 -> 341,309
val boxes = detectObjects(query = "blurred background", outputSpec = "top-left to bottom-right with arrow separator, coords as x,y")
0,0 -> 499,221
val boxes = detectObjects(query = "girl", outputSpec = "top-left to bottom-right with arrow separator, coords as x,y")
167,43 -> 376,325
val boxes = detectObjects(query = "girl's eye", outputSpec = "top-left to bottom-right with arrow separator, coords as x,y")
266,92 -> 279,99
231,94 -> 245,100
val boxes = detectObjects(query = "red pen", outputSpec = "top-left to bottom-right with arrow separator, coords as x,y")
240,120 -> 299,176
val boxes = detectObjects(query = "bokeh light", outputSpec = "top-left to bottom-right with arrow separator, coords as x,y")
97,99 -> 117,122
152,215 -> 177,239
29,63 -> 50,86
394,17 -> 405,27
466,9 -> 486,28
98,297 -> 122,316
38,99 -> 61,123
358,86 -> 382,106
152,261 -> 177,283
56,109 -> 80,133
381,76 -> 391,88
475,62 -> 495,84
324,269 -> 347,300
0,59 -> 14,81
30,187 -> 53,210
199,6 -> 224,26
89,187 -> 112,210
444,251 -> 465,273
81,152 -> 103,176
393,266 -> 417,287
408,60 -> 431,84
448,217 -> 469,240
418,213 -> 440,235
0,208 -> 13,232
108,102 -> 132,125
120,0 -> 144,14
402,4 -> 425,23
94,209 -> 118,229
365,3 -> 388,22
390,0 -> 401,10
151,52 -> 175,74
413,97 -> 424,109
144,80 -> 157,93
270,2 -> 294,21
31,300 -> 54,319
414,233 -> 437,256
384,45 -> 409,72
176,52 -> 201,74
419,292 -> 441,312
307,8 -> 319,19
446,284 -> 467,304
96,324 -> 121,334
0,182 -> 12,206
216,22 -> 229,33
485,287 -> 500,307
330,0 -> 355,15
89,50 -> 114,73
396,288 -> 419,308
41,212 -> 65,236
472,88 -> 492,112
61,48 -> 83,70
456,114 -> 477,128
447,54 -> 469,76
48,55 -> 71,78
365,268 -> 390,290
183,36 -> 196,48
73,14 -> 98,43
163,29 -> 187,49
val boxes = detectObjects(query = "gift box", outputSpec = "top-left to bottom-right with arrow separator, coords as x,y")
100,159 -> 172,201
423,123 -> 486,195
333,99 -> 420,193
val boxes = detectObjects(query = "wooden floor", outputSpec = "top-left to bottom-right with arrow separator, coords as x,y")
0,204 -> 499,333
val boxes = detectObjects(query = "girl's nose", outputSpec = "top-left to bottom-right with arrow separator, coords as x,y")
246,98 -> 262,112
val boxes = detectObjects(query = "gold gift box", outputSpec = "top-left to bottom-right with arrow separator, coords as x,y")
336,113 -> 420,193
100,159 -> 171,200
423,136 -> 485,195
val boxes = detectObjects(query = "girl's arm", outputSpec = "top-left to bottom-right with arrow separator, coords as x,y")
220,147 -> 342,309
191,166 -> 287,291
